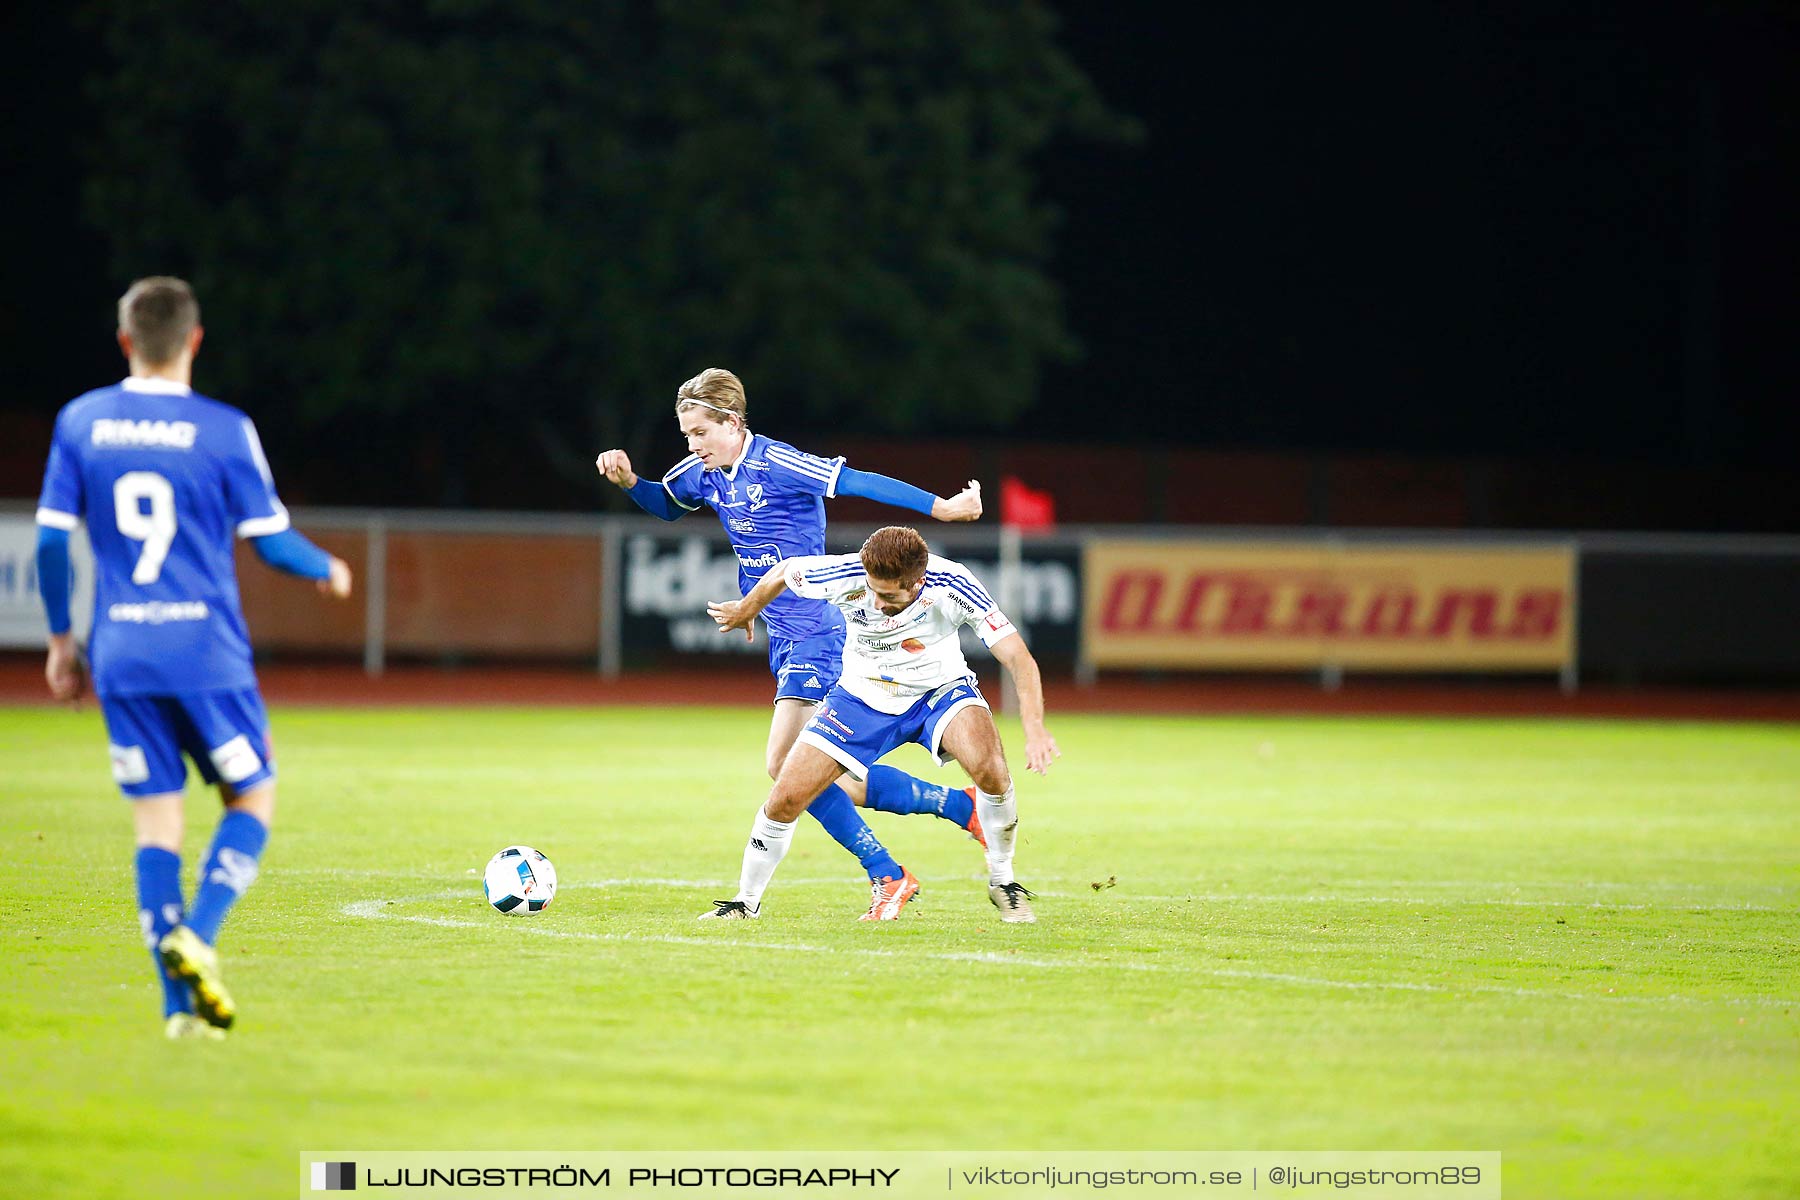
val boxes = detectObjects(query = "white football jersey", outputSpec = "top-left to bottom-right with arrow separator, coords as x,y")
785,553 -> 1018,714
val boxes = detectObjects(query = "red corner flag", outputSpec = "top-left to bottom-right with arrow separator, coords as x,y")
1000,476 -> 1056,530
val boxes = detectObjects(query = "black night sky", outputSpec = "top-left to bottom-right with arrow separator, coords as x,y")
4,3 -> 1798,507
1036,3 -> 1799,466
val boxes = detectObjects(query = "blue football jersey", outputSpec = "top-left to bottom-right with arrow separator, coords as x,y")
36,378 -> 291,696
661,433 -> 845,640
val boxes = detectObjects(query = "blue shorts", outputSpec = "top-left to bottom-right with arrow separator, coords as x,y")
768,607 -> 846,704
97,688 -> 276,799
794,677 -> 989,781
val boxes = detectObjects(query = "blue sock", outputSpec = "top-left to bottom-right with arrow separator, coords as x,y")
808,783 -> 904,882
135,846 -> 189,1018
866,765 -> 975,829
185,810 -> 268,946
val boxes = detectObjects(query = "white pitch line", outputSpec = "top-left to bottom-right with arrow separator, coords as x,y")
342,892 -> 1798,1010
588,881 -> 1780,913
418,875 -> 1792,912
295,872 -> 932,887
301,872 -> 1790,912
342,897 -> 1090,968
1326,879 -> 1795,894
1036,891 -> 1784,912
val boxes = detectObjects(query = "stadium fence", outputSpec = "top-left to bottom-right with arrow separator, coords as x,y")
4,505 -> 1798,687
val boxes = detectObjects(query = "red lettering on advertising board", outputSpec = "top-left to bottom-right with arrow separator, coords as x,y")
1507,589 -> 1564,637
1100,568 -> 1562,642
1220,577 -> 1273,634
1360,590 -> 1416,637
1100,571 -> 1164,631
1172,573 -> 1218,631
1173,574 -> 1275,634
1285,585 -> 1347,637
1425,590 -> 1498,639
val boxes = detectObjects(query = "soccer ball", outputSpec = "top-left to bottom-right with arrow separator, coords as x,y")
482,845 -> 558,915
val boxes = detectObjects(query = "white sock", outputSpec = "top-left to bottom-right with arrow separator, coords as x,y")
735,809 -> 797,909
977,785 -> 1018,886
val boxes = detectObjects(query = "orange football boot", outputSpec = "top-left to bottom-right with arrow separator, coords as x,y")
858,869 -> 922,921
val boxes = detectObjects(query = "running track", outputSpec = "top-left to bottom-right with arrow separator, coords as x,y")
3,655 -> 1796,721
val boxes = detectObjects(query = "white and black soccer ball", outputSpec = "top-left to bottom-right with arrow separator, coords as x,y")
482,845 -> 558,915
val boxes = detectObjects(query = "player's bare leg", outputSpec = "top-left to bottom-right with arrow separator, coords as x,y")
132,792 -> 184,853
771,698 -> 879,805
764,741 -> 847,824
764,699 -> 907,887
759,746 -> 920,921
223,777 -> 275,827
701,743 -> 845,920
764,699 -> 814,782
937,707 -> 1034,922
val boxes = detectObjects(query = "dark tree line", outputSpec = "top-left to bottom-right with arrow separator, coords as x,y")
80,0 -> 1132,504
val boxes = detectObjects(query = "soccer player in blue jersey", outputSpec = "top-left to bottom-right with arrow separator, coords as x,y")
596,368 -> 987,919
36,277 -> 353,1039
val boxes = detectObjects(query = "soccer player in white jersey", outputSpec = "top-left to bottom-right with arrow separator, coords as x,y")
704,526 -> 1059,922
35,277 -> 353,1038
597,369 -> 989,920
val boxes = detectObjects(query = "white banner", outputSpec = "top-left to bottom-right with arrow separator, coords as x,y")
0,514 -> 93,648
299,1151 -> 1502,1199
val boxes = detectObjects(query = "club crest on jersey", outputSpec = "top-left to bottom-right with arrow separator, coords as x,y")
746,483 -> 768,512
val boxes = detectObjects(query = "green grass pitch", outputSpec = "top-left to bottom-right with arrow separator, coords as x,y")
1,704 -> 1795,1198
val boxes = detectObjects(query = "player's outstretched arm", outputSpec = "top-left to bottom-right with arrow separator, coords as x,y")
251,529 -> 352,598
930,479 -> 983,522
834,467 -> 983,523
991,632 -> 1061,775
707,563 -> 793,642
595,449 -> 638,489
319,556 -> 353,599
597,449 -> 685,521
